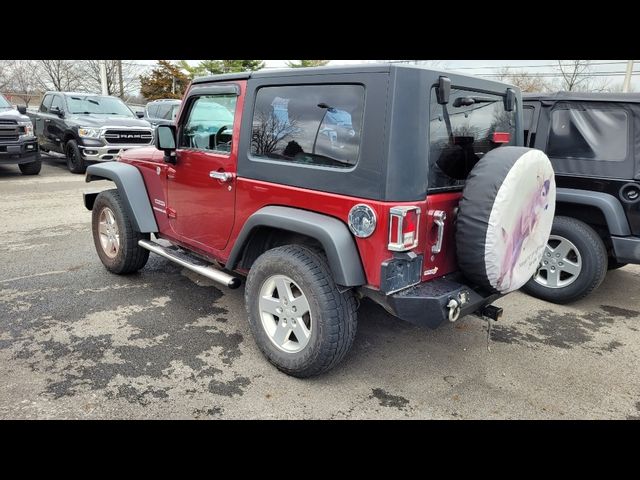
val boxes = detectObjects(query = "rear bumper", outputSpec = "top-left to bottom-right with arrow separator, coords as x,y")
362,274 -> 502,329
0,140 -> 39,164
611,235 -> 640,264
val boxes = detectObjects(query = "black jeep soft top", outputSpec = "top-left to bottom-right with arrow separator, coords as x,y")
521,91 -> 640,303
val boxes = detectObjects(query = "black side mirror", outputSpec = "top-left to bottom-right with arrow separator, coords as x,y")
156,124 -> 177,164
17,105 -> 27,114
136,111 -> 145,118
51,106 -> 64,118
437,76 -> 451,105
504,88 -> 516,112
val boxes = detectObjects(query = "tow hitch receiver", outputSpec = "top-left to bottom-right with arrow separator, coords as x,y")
480,304 -> 503,322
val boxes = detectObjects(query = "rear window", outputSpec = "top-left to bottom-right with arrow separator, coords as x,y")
428,87 -> 516,190
250,84 -> 365,169
547,106 -> 628,162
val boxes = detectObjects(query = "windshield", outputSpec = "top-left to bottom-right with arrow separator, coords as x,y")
67,95 -> 134,116
0,95 -> 10,108
429,87 -> 517,190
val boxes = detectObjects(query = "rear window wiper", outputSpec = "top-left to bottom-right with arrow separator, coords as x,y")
453,96 -> 497,107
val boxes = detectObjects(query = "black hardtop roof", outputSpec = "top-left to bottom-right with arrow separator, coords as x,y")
190,63 -> 516,91
524,91 -> 640,104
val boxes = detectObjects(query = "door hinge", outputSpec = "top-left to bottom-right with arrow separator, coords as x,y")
166,207 -> 177,219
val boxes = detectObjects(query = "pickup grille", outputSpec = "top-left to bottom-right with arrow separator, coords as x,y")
0,123 -> 19,143
104,129 -> 153,145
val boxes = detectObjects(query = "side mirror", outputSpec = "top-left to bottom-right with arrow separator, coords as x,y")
436,76 -> 451,105
17,105 -> 27,114
156,124 -> 177,164
136,111 -> 145,118
51,106 -> 64,118
504,88 -> 516,112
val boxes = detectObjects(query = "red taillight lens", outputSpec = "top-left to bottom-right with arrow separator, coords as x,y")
492,132 -> 511,144
388,206 -> 421,251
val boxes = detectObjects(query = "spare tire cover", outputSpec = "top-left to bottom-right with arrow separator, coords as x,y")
456,147 -> 556,294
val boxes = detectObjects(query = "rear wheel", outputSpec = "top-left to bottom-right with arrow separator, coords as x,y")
521,216 -> 608,304
65,140 -> 86,174
92,189 -> 150,274
245,245 -> 357,378
18,153 -> 41,175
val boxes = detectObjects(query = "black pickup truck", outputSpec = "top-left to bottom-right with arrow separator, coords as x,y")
0,94 -> 40,175
27,92 -> 154,173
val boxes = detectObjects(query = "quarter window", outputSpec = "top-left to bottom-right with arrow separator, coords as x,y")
250,84 -> 365,169
547,107 -> 628,162
180,95 -> 237,153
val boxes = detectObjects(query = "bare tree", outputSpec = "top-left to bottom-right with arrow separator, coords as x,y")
555,60 -> 610,92
0,60 -> 13,90
80,60 -> 143,97
37,60 -> 84,91
251,111 -> 300,156
497,67 -> 552,93
7,60 -> 41,107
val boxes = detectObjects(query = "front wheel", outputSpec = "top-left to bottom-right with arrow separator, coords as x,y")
18,154 -> 42,175
245,245 -> 358,378
521,216 -> 608,304
91,189 -> 150,274
66,140 -> 86,174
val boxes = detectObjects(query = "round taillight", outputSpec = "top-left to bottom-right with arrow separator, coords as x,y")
348,204 -> 377,238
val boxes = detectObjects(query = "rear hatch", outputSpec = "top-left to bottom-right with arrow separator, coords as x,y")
421,85 -> 518,281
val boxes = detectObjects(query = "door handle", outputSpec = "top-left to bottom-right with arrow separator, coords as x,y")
209,171 -> 234,182
430,210 -> 447,255
45,119 -> 51,123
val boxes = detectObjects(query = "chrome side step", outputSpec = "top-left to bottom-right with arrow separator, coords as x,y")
138,239 -> 241,289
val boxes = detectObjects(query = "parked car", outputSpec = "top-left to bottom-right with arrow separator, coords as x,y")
82,65 -> 556,377
26,92 -> 154,174
521,92 -> 640,303
144,99 -> 182,127
0,94 -> 40,175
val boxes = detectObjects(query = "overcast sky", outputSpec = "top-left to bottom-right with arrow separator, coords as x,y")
139,60 -> 639,91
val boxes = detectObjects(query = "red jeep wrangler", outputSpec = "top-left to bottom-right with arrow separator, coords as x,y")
83,64 -> 556,377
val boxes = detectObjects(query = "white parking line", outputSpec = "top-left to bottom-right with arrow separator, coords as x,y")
0,270 -> 68,284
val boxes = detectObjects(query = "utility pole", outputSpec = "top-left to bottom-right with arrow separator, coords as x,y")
117,60 -> 124,98
622,60 -> 634,93
99,60 -> 109,95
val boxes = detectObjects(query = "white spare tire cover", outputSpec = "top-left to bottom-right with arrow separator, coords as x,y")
456,147 -> 556,294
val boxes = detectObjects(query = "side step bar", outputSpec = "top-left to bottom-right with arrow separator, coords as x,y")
138,239 -> 241,289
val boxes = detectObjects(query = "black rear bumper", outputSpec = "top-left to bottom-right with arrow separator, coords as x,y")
611,235 -> 640,264
362,274 -> 502,329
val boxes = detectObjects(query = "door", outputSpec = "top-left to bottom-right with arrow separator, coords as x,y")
48,95 -> 66,152
167,85 -> 241,252
35,94 -> 53,149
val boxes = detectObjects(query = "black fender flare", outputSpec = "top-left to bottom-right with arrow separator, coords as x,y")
84,162 -> 158,233
556,188 -> 630,236
226,206 -> 366,287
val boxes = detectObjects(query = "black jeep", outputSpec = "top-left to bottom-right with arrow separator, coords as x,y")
521,92 -> 640,303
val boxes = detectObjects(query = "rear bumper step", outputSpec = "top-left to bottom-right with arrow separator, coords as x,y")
138,239 -> 241,289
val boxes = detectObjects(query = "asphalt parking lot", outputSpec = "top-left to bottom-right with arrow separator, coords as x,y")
1,155 -> 639,419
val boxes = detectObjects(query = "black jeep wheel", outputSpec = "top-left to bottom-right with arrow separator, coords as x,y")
521,216 -> 608,304
245,245 -> 358,378
92,189 -> 150,274
18,153 -> 42,175
65,140 -> 86,174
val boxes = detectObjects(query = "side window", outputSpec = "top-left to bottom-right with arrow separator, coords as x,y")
180,94 -> 237,153
523,105 -> 535,145
547,107 -> 628,162
40,95 -> 53,113
146,104 -> 159,118
250,84 -> 365,169
155,103 -> 171,120
50,95 -> 64,112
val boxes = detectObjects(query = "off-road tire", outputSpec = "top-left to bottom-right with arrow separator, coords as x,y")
521,216 -> 608,304
65,140 -> 86,174
92,189 -> 150,274
18,154 -> 41,175
245,245 -> 358,378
